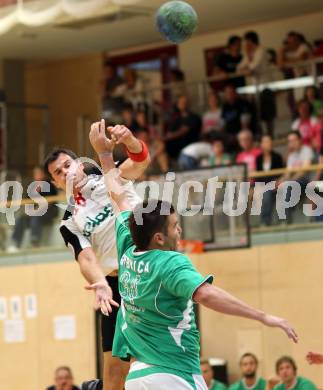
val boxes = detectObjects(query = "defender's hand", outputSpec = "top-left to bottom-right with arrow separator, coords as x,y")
262,314 -> 298,343
306,352 -> 323,365
85,280 -> 119,316
89,119 -> 115,155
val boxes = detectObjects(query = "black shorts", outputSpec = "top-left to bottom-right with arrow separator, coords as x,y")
100,275 -> 120,352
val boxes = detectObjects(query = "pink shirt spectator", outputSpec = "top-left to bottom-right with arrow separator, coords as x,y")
292,117 -> 322,152
236,148 -> 262,172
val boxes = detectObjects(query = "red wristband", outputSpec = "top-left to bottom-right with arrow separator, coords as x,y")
126,140 -> 149,162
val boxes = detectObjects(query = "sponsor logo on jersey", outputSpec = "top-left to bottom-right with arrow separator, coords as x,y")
82,204 -> 114,237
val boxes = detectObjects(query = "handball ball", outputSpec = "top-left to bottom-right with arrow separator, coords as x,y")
156,1 -> 198,44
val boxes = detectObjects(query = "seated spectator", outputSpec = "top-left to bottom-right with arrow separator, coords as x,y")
213,35 -> 245,87
292,99 -> 322,152
256,135 -> 284,225
102,61 -> 123,100
135,111 -> 169,174
165,95 -> 202,160
221,84 -> 255,150
229,353 -> 266,390
278,31 -> 312,78
208,133 -> 232,166
47,366 -> 80,390
201,359 -> 227,390
115,67 -> 145,109
7,167 -> 58,252
278,131 -> 314,223
178,140 -> 213,170
238,31 -> 269,83
236,129 -> 261,172
121,103 -> 139,134
267,356 -> 316,390
304,86 -> 323,117
203,92 -> 224,134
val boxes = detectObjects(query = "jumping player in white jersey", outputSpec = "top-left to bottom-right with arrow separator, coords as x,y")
87,121 -> 299,390
44,122 -> 150,390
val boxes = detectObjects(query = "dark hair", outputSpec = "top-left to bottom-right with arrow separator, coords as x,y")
43,147 -> 78,178
297,98 -> 313,115
171,68 -> 185,81
287,130 -> 302,140
55,366 -> 73,376
240,353 -> 258,365
275,356 -> 297,374
228,35 -> 241,46
129,200 -> 175,251
305,86 -> 320,100
244,31 -> 259,45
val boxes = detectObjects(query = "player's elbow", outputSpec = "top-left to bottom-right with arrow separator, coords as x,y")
193,283 -> 213,304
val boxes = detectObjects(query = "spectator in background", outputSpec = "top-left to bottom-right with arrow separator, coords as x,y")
278,131 -> 314,223
278,31 -> 312,78
121,103 -> 139,134
213,35 -> 245,87
221,84 -> 255,151
267,356 -> 316,390
200,359 -> 227,390
47,366 -> 80,390
178,138 -> 213,170
229,353 -> 266,390
238,31 -> 268,84
136,111 -> 169,174
236,129 -> 261,172
7,167 -> 58,252
256,135 -> 284,225
169,68 -> 187,101
203,92 -> 224,134
208,132 -> 232,166
115,67 -> 145,109
102,62 -> 123,99
165,95 -> 202,160
292,99 -> 322,152
304,86 -> 323,117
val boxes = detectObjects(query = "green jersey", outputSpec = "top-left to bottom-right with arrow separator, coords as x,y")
112,211 -> 213,374
210,379 -> 228,390
273,377 -> 317,390
229,378 -> 266,390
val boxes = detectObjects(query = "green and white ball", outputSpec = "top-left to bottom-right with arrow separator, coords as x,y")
156,1 -> 198,44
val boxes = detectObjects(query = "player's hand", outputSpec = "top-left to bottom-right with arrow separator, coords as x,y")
306,352 -> 323,365
85,280 -> 119,316
262,314 -> 298,343
267,377 -> 280,389
109,125 -> 142,153
89,119 -> 115,154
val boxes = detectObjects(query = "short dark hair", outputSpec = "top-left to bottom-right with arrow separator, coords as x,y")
129,200 -> 175,251
228,35 -> 241,46
276,356 -> 297,374
244,31 -> 259,45
287,130 -> 302,140
55,366 -> 73,376
297,98 -> 313,114
43,147 -> 78,178
240,353 -> 258,365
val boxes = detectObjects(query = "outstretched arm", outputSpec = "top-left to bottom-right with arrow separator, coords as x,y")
193,283 -> 298,343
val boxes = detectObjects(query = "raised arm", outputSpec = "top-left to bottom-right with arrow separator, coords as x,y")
193,283 -> 298,343
89,120 -> 134,214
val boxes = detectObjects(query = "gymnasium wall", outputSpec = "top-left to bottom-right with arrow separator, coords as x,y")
1,240 -> 322,390
0,259 -> 96,390
24,53 -> 102,160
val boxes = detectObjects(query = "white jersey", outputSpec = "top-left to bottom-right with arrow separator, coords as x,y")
60,174 -> 140,275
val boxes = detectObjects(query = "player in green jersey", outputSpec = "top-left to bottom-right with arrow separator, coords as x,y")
268,356 -> 316,390
88,121 -> 298,390
200,359 -> 227,390
229,353 -> 266,390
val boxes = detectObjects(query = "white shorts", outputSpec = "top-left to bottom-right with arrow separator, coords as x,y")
125,361 -> 207,390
